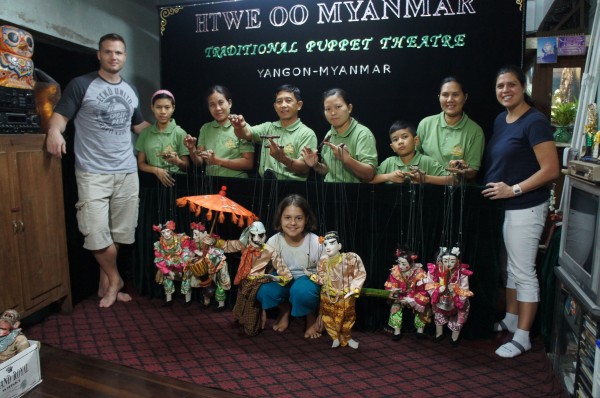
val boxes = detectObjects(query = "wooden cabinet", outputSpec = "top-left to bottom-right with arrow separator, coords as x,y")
0,134 -> 72,318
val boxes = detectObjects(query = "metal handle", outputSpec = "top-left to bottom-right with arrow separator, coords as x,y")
12,220 -> 24,233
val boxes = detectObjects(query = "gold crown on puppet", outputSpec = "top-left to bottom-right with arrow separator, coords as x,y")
152,220 -> 176,233
0,25 -> 34,89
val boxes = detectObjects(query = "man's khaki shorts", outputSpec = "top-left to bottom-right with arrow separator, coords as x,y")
75,170 -> 139,251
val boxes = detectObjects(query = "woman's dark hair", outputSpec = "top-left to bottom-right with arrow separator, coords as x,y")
206,85 -> 232,102
322,88 -> 351,110
388,120 -> 416,136
439,76 -> 468,95
273,194 -> 317,233
495,65 -> 535,106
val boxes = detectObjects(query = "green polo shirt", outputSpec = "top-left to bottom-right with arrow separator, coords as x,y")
321,118 -> 378,183
249,118 -> 317,181
135,119 -> 189,174
376,152 -> 449,183
416,112 -> 484,170
198,120 -> 254,178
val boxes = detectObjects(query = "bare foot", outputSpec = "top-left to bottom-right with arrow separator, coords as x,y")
304,312 -> 322,339
304,324 -> 322,339
98,280 -> 131,302
99,286 -> 119,308
116,292 -> 132,302
273,303 -> 290,332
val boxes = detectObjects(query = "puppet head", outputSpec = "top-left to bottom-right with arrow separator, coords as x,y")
395,248 -> 417,272
0,319 -> 11,337
191,222 -> 208,243
439,246 -> 460,270
0,309 -> 19,337
153,221 -> 176,241
1,309 -> 20,329
247,221 -> 266,249
323,231 -> 342,258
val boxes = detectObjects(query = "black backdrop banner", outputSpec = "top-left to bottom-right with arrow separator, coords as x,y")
159,0 -> 524,157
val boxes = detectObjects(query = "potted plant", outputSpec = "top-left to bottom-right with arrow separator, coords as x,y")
551,97 -> 577,143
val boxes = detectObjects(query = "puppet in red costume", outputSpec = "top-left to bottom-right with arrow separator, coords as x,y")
153,221 -> 197,306
384,248 -> 430,340
219,221 -> 292,335
425,247 -> 473,345
189,222 -> 230,311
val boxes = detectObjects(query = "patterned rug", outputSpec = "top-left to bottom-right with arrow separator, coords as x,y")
25,295 -> 568,398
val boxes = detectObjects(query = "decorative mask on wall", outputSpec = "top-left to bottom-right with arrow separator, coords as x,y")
0,25 -> 35,89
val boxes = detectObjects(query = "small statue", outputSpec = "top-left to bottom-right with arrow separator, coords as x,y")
220,221 -> 292,335
0,25 -> 35,89
189,223 -> 231,311
384,248 -> 431,340
153,221 -> 196,306
309,231 -> 367,349
0,309 -> 30,363
425,247 -> 473,346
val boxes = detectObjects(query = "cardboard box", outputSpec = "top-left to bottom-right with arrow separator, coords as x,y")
0,340 -> 42,398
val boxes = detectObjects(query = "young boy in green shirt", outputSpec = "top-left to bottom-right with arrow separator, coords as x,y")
371,120 -> 454,185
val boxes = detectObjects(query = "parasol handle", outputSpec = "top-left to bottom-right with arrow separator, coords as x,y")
209,213 -> 219,235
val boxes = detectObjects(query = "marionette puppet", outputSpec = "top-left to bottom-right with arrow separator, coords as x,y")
384,248 -> 431,340
153,221 -> 197,306
0,25 -> 35,89
425,247 -> 473,346
219,221 -> 292,335
0,309 -> 30,363
309,231 -> 367,349
189,222 -> 231,311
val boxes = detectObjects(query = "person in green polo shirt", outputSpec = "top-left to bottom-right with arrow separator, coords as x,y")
301,88 -> 378,183
371,120 -> 454,185
184,85 -> 254,178
136,90 -> 189,187
229,84 -> 317,181
416,76 -> 484,181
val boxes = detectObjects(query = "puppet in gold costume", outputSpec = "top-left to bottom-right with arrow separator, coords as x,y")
309,231 -> 366,349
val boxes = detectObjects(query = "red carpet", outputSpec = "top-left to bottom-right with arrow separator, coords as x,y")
25,295 -> 568,398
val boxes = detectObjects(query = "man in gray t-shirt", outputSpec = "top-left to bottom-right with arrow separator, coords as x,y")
47,33 -> 149,308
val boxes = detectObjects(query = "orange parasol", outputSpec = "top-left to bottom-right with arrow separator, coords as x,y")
176,186 -> 258,233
